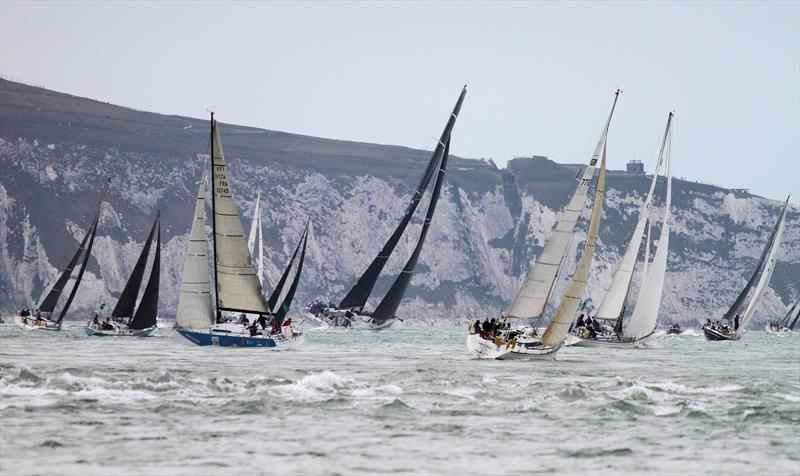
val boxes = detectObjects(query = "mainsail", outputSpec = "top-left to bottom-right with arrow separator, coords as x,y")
721,197 -> 789,322
267,221 -> 309,314
210,117 -> 269,315
595,113 -> 671,321
541,143 -> 607,347
57,213 -> 101,323
112,214 -> 158,318
789,305 -> 800,331
505,90 -> 619,319
176,169 -> 214,330
782,300 -> 800,328
273,224 -> 309,321
338,86 -> 467,312
130,215 -> 160,330
736,199 -> 789,334
371,137 -> 451,324
247,191 -> 265,287
623,116 -> 674,340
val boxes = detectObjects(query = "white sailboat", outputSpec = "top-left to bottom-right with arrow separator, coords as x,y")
467,90 -> 618,359
703,196 -> 789,341
568,112 -> 674,348
175,115 -> 307,348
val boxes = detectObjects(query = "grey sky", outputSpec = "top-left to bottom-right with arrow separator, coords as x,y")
1,1 -> 798,201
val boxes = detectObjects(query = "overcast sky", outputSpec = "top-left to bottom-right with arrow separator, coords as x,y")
1,1 -> 798,201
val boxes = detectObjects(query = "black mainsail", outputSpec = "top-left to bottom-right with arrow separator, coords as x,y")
111,214 -> 158,318
789,306 -> 800,331
338,86 -> 467,313
371,137 -> 451,324
130,215 -> 161,330
274,224 -> 309,321
721,197 -> 789,322
267,221 -> 310,319
56,213 -> 101,323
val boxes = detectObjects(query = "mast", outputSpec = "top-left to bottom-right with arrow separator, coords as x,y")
505,89 -> 619,319
541,141 -> 608,347
722,197 -> 790,322
111,214 -> 158,318
210,113 -> 221,322
371,136 -> 452,324
130,213 -> 160,330
338,86 -> 467,312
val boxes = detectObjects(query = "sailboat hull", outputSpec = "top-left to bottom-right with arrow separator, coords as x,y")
85,324 -> 155,337
175,328 -> 304,348
304,309 -> 396,330
702,325 -> 740,341
14,315 -> 61,331
466,333 -> 558,360
765,324 -> 789,336
568,332 -> 653,349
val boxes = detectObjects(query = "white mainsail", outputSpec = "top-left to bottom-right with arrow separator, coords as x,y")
505,90 -> 619,319
623,117 -> 673,340
737,202 -> 788,334
211,120 -> 269,313
595,115 -> 671,321
541,144 -> 608,347
247,191 -> 265,287
176,168 -> 214,330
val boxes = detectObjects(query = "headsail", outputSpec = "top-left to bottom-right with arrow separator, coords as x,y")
112,214 -> 158,318
623,114 -> 674,340
736,198 -> 788,334
176,168 -> 214,330
273,224 -> 309,321
210,117 -> 269,315
371,136 -> 451,324
267,221 -> 308,313
596,113 -> 671,321
722,197 -> 790,322
541,143 -> 608,347
781,300 -> 799,327
789,305 -> 800,331
505,90 -> 619,319
57,214 -> 101,323
130,214 -> 160,330
338,86 -> 467,312
247,191 -> 265,287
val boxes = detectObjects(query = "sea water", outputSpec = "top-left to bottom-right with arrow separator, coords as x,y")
1,323 -> 798,475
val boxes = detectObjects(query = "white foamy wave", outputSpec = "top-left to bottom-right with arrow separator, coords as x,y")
276,371 -> 351,400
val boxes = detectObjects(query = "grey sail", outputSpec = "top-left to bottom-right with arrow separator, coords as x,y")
274,224 -> 309,321
371,137 -> 451,324
338,86 -> 467,311
111,215 -> 158,318
267,221 -> 308,313
721,197 -> 789,322
56,214 -> 101,323
38,211 -> 99,313
130,215 -> 160,330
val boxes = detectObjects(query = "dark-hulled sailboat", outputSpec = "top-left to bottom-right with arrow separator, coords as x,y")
13,186 -> 106,331
85,212 -> 161,336
175,115 -> 308,347
305,86 -> 467,330
702,197 -> 789,341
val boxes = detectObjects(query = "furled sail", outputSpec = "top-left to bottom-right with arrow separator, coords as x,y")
541,143 -> 607,347
722,197 -> 789,322
176,169 -> 214,330
505,90 -> 619,319
736,199 -> 788,334
247,191 -> 265,287
130,214 -> 160,330
38,211 -> 100,313
57,214 -> 101,323
623,115 -> 674,340
274,224 -> 309,321
371,137 -> 451,324
595,113 -> 671,321
112,214 -> 158,318
338,86 -> 467,311
267,221 -> 308,313
210,118 -> 269,314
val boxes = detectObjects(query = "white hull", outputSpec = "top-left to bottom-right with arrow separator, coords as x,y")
14,315 -> 61,331
765,324 -> 790,336
303,309 -> 396,330
85,320 -> 155,337
466,333 -> 559,360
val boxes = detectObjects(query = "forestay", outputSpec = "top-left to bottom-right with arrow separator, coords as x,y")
541,144 -> 608,347
505,90 -> 619,319
176,169 -> 214,330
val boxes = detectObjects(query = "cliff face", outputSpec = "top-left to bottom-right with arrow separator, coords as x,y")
1,79 -> 797,327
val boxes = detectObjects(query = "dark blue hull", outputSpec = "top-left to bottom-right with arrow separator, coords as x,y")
176,329 -> 277,347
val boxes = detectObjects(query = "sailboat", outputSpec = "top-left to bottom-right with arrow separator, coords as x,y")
703,197 -> 789,341
766,299 -> 799,334
567,112 -> 674,348
174,115 -> 308,347
85,212 -> 161,336
305,86 -> 467,330
14,185 -> 106,331
467,90 -> 619,359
